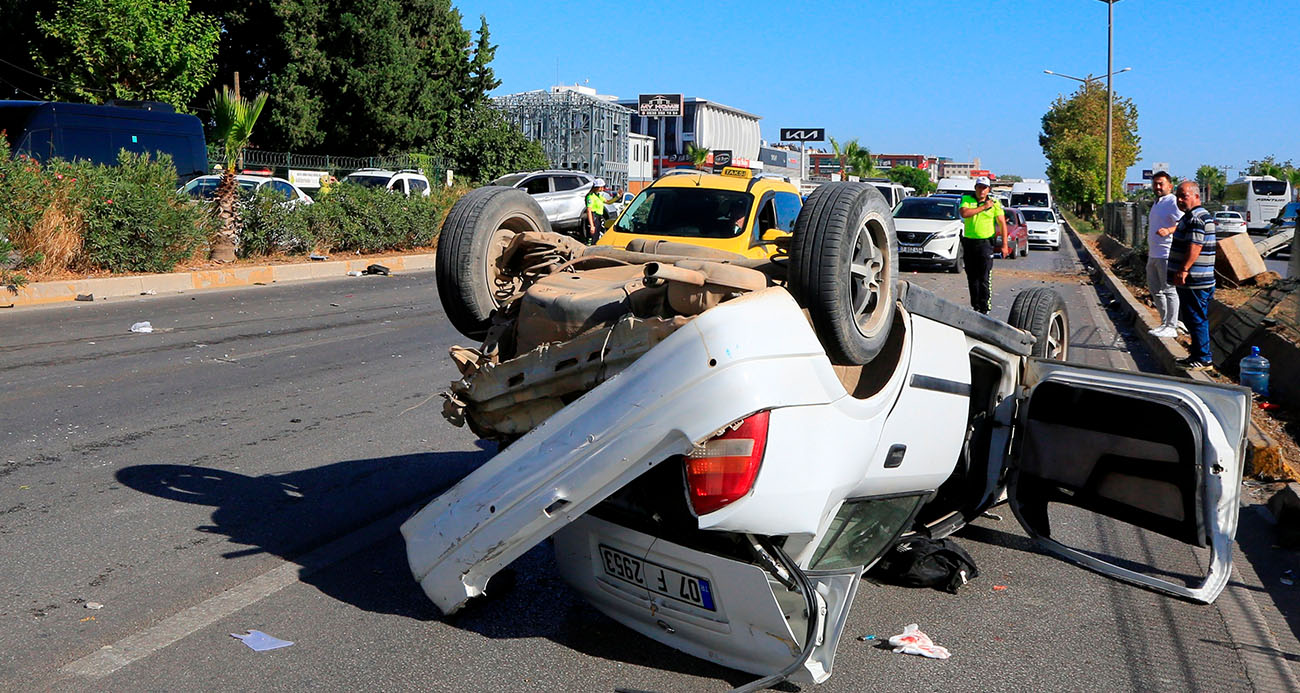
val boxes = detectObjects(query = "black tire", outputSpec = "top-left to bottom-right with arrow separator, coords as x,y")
1008,288 -> 1069,360
435,187 -> 552,340
1020,240 -> 1028,257
947,246 -> 964,273
788,182 -> 898,365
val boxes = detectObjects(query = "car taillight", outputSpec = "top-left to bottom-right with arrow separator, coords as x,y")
1247,211 -> 1251,223
684,411 -> 770,516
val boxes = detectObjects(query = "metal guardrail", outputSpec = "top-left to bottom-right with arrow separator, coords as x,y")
206,146 -> 447,175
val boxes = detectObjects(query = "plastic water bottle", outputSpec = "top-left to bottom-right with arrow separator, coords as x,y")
1239,346 -> 1270,399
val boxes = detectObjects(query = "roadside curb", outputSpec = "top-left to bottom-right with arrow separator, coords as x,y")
1065,223 -> 1293,480
1,253 -> 436,310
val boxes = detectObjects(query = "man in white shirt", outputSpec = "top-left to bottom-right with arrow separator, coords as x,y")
1146,171 -> 1183,337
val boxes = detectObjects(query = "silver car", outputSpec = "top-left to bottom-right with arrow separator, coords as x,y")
491,170 -> 595,232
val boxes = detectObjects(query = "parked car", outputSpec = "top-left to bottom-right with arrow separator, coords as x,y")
490,170 -> 595,233
1213,210 -> 1247,236
343,168 -> 431,197
178,174 -> 313,206
1021,206 -> 1062,249
412,182 -> 1246,688
868,179 -> 907,208
1000,206 -> 1030,258
598,168 -> 802,260
893,196 -> 965,272
0,100 -> 208,185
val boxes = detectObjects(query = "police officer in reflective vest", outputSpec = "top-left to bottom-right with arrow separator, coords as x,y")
585,178 -> 609,243
958,176 -> 1008,314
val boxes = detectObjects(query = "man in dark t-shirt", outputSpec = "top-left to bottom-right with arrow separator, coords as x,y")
1167,181 -> 1217,370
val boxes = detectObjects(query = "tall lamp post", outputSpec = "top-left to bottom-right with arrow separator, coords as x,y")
1043,63 -> 1131,197
1100,0 -> 1121,203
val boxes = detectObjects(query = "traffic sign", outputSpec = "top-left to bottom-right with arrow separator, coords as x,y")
780,128 -> 824,142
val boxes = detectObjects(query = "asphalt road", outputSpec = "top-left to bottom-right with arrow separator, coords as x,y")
2,241 -> 1296,692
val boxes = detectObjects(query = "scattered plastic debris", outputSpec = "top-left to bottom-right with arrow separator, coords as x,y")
140,289 -> 157,296
887,623 -> 950,659
80,616 -> 95,622
75,294 -> 94,302
981,511 -> 1003,522
129,321 -> 154,333
365,263 -> 391,276
309,254 -> 328,261
231,630 -> 294,652
85,602 -> 103,610
329,303 -> 340,307
992,585 -> 1008,592
857,634 -> 878,642
346,270 -> 364,277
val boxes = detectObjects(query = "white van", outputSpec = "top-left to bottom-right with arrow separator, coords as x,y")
1010,180 -> 1053,209
868,180 -> 907,208
936,177 -> 976,196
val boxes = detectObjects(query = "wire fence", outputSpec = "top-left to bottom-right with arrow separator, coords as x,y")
206,145 -> 449,177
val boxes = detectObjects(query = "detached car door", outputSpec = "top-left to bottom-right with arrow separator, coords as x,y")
1006,358 -> 1248,603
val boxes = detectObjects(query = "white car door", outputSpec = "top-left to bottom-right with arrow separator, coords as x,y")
522,175 -> 561,220
1006,358 -> 1248,603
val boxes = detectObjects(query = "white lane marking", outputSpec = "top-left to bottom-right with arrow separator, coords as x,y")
61,500 -> 417,678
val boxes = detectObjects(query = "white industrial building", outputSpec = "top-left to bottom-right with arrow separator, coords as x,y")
615,97 -> 762,172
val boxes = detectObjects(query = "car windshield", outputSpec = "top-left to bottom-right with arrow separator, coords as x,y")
1011,192 -> 1050,207
1253,181 -> 1288,196
492,173 -> 529,187
181,178 -> 257,200
895,198 -> 959,220
614,187 -> 754,239
1021,209 -> 1056,223
346,175 -> 391,189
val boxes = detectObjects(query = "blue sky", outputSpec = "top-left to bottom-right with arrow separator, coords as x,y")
458,0 -> 1298,182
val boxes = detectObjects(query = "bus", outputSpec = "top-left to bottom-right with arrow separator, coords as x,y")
1222,176 -> 1292,232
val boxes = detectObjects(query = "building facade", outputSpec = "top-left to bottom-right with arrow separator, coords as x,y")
493,87 -> 633,190
615,97 -> 761,173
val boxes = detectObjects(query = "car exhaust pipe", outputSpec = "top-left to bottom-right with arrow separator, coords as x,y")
643,262 -> 707,286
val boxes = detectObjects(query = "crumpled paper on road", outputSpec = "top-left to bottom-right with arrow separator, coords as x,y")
887,623 -> 950,659
231,630 -> 294,651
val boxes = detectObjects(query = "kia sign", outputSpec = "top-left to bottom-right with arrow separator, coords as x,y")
713,150 -> 733,169
638,94 -> 683,118
780,128 -> 824,142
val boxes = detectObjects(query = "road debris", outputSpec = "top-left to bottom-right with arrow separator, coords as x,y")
231,630 -> 294,652
857,634 -> 878,641
85,602 -> 104,609
365,263 -> 391,276
129,322 -> 154,333
993,585 -> 1008,592
887,623 -> 950,660
140,289 -> 157,295
75,293 -> 94,302
346,270 -> 363,276
309,254 -> 328,261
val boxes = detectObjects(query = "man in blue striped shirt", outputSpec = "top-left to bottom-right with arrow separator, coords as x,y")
1168,181 -> 1217,370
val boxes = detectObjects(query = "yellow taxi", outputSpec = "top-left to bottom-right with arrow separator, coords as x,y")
596,167 -> 802,260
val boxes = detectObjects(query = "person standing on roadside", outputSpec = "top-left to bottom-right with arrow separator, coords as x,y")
959,176 -> 1010,314
1168,181 -> 1217,370
1146,171 -> 1182,337
584,178 -> 609,244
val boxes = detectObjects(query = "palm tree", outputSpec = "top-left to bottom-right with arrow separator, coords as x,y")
685,142 -> 710,170
1196,165 -> 1226,203
829,136 -> 846,180
209,86 -> 268,262
845,139 -> 878,179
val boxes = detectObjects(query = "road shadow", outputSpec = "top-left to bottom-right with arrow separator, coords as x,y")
115,450 -> 779,688
115,445 -> 493,617
1232,504 -> 1300,642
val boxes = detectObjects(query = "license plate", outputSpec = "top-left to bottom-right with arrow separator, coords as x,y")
598,545 -> 716,611
899,245 -> 922,255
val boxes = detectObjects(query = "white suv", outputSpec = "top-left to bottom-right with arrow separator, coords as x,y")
490,170 -> 596,232
343,168 -> 431,197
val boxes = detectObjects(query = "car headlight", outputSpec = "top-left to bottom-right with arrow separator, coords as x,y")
934,227 -> 961,239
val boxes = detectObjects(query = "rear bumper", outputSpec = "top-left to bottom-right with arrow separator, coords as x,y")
553,514 -> 813,681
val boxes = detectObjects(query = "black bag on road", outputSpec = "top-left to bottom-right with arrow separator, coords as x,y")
868,536 -> 979,594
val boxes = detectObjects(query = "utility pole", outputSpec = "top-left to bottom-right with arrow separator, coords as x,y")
1103,0 -> 1116,204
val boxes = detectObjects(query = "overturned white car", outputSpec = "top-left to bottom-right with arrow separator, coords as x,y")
405,182 -> 1247,688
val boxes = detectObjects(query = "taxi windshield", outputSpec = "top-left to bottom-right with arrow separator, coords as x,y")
614,187 -> 754,239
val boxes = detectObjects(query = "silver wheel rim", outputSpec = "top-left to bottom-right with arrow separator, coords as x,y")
849,219 -> 889,335
1046,310 -> 1067,360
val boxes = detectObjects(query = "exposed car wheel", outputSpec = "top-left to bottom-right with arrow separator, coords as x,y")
1008,287 -> 1069,360
435,187 -> 552,340
947,246 -> 964,273
788,182 -> 898,365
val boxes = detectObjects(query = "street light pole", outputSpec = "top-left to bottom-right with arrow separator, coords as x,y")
1104,0 -> 1115,204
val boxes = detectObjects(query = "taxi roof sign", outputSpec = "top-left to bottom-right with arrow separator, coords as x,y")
719,166 -> 752,179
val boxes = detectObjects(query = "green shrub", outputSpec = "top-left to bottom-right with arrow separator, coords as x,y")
238,183 -> 465,257
0,138 -> 214,274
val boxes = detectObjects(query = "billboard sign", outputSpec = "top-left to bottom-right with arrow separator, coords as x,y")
780,128 -> 825,142
712,149 -> 733,170
288,169 -> 328,189
638,94 -> 683,117
1142,169 -> 1153,180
